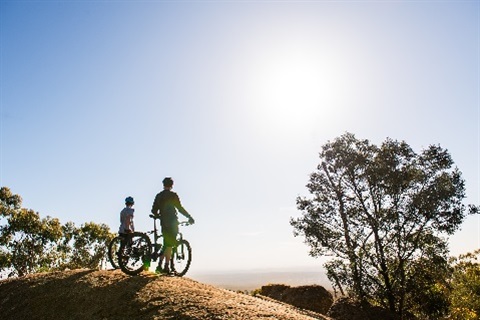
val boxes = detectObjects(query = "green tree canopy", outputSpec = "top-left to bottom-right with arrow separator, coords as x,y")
62,221 -> 113,270
448,249 -> 480,320
291,133 -> 477,318
0,187 -> 115,277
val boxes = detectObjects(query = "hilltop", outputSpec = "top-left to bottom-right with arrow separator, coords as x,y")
0,269 -> 331,320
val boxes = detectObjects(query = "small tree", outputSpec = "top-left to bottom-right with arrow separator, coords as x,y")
0,187 -> 22,275
448,249 -> 480,320
10,211 -> 63,276
402,247 -> 451,319
291,133 -> 477,318
62,221 -> 114,270
0,187 -> 115,277
0,187 -> 63,277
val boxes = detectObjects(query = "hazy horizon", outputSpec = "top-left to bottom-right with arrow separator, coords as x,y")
189,267 -> 332,292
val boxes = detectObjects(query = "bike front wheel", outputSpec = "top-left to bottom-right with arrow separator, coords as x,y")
170,239 -> 192,277
107,236 -> 123,269
119,232 -> 152,276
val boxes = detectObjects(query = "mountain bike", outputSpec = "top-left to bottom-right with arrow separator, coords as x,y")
118,215 -> 192,277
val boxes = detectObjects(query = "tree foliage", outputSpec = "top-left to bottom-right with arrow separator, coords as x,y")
448,249 -> 480,320
62,221 -> 113,270
291,133 -> 477,318
0,187 -> 115,277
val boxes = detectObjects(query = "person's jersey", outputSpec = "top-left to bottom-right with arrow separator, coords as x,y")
119,207 -> 134,233
151,189 -> 188,225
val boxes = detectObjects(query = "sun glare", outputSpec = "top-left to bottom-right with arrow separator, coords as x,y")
249,48 -> 345,135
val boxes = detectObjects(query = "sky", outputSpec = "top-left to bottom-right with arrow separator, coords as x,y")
0,0 -> 479,275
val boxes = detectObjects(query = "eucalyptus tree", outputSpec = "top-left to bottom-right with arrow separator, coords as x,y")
291,133 -> 477,318
0,187 -> 114,277
0,187 -> 62,276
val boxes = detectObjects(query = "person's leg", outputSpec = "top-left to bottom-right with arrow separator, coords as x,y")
156,245 -> 167,273
156,223 -> 178,274
163,246 -> 172,271
157,254 -> 164,271
156,230 -> 174,273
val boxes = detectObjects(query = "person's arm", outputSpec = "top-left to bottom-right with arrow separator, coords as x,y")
174,194 -> 195,224
128,211 -> 135,232
151,194 -> 160,217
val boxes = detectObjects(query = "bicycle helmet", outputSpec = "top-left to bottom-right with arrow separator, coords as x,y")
162,177 -> 174,187
125,196 -> 134,205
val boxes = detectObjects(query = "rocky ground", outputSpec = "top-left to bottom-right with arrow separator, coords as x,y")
0,269 -> 332,320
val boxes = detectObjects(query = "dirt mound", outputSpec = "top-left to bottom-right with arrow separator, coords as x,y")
327,297 -> 402,320
0,269 -> 327,320
260,284 -> 333,314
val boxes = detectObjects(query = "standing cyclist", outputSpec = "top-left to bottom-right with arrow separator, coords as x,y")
151,177 -> 195,274
119,196 -> 135,235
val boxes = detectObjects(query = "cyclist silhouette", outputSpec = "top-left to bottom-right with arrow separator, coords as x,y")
119,196 -> 135,235
151,177 -> 194,274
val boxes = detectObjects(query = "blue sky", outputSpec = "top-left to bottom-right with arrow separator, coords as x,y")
1,1 -> 479,274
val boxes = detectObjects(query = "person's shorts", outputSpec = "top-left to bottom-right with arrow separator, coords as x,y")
162,223 -> 178,248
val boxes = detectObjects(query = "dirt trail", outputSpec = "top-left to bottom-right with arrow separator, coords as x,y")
0,269 -> 331,320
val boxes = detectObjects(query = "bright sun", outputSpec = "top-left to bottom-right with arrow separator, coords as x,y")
249,47 -> 345,135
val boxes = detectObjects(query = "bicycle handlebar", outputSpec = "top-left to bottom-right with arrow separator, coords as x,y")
149,214 -> 192,226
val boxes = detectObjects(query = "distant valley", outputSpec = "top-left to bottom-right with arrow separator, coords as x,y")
190,269 -> 332,292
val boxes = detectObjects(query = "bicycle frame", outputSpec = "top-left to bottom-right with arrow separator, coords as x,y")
147,215 -> 186,261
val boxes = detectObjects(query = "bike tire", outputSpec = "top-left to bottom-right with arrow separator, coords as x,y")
107,236 -> 123,269
170,239 -> 192,277
119,232 -> 152,276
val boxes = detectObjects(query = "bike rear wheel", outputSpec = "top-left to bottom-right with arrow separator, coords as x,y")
119,232 -> 152,276
170,239 -> 192,277
107,236 -> 123,269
